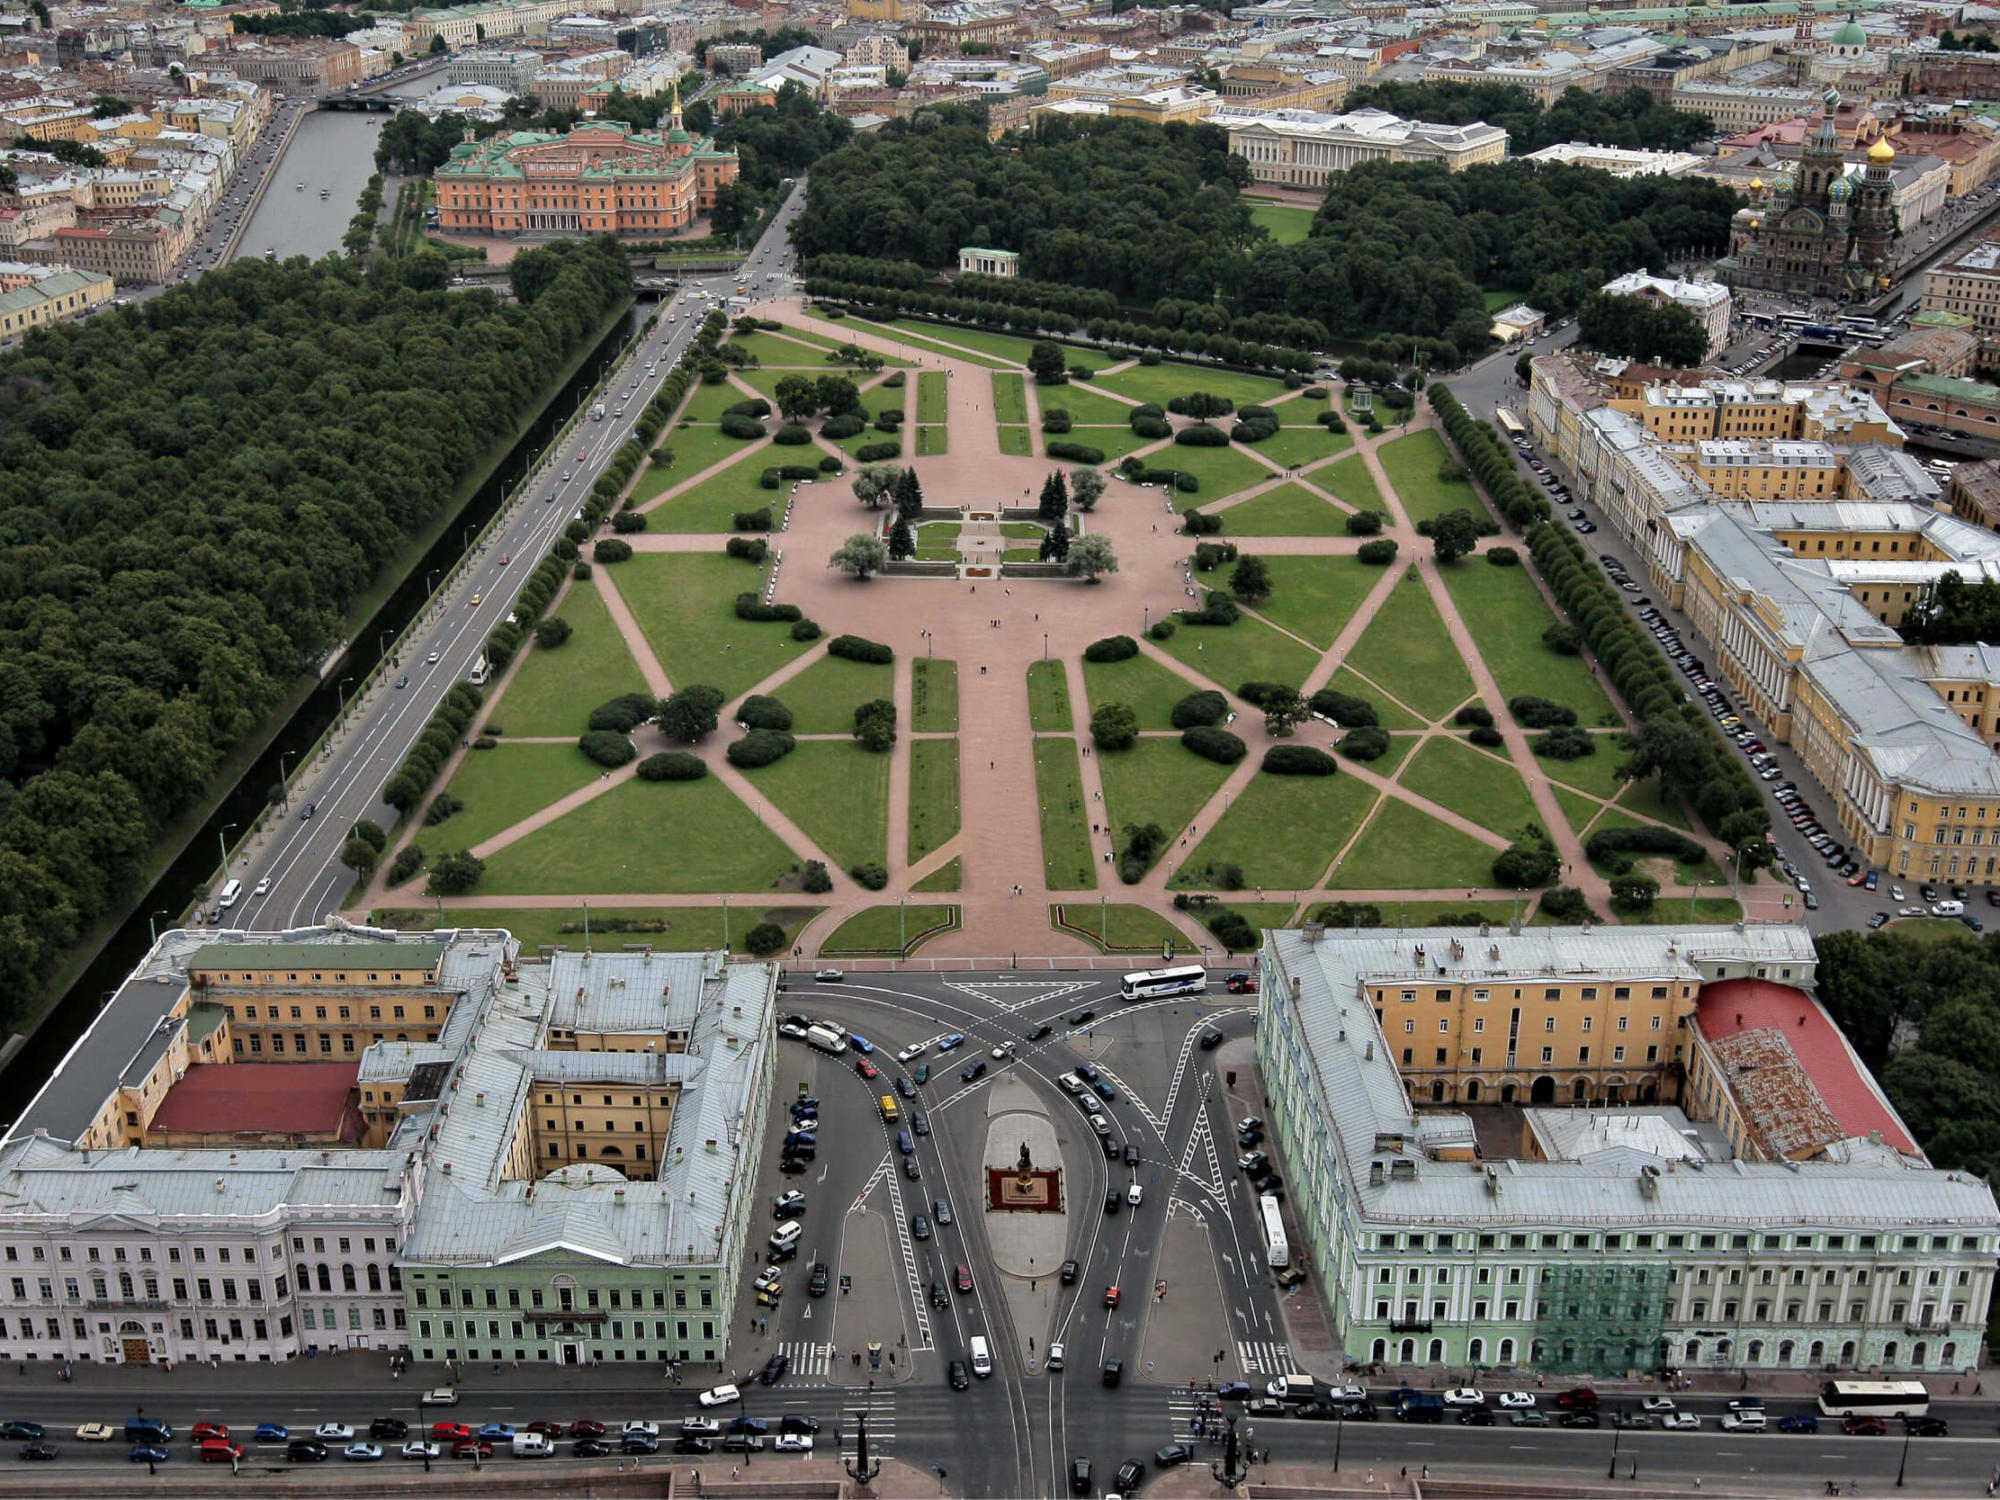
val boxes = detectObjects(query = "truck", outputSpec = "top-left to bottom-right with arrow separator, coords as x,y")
590,403 -> 606,421
468,653 -> 491,687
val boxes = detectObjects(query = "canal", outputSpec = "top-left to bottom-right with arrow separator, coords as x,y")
234,105 -> 389,264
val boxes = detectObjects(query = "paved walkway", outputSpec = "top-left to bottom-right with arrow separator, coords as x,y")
355,302 -> 1771,949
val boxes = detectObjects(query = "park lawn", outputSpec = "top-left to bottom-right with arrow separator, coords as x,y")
1315,454 -> 1386,513
867,318 -> 1115,372
912,856 -> 961,892
771,651 -> 895,733
821,903 -> 960,956
1399,737 -> 1541,841
1322,665 -> 1426,731
1613,775 -> 1695,833
492,579 -> 647,736
640,425 -> 765,500
1056,426 -> 1158,462
1329,896 -> 1512,928
1328,797 -> 1501,891
854,318 -> 1017,370
1248,200 -> 1316,245
1208,901 -> 1302,938
479,775 -> 802,895
1054,903 -> 1195,956
913,658 -> 958,732
826,424 -> 901,459
1345,574 -> 1474,721
741,740 -> 889,873
1248,555 -> 1379,649
1378,429 -> 1482,526
1537,739 -> 1628,801
1097,739 -> 1233,863
1159,611 -> 1320,695
1247,424 -> 1352,470
771,322 -> 914,362
642,448 -> 778,532
1097,363 -> 1292,409
682,381 -> 762,422
908,739 -> 961,864
375,903 -> 823,955
1151,440 -> 1279,506
915,426 -> 948,456
1083,651 -> 1204,729
720,331 -> 830,367
615,552 -> 808,702
1218,484 -> 1347,537
1028,659 -> 1072,731
1170,770 -> 1380,890
436,742 -> 604,854
999,426 -> 1032,455
1442,562 -> 1619,724
1000,522 -> 1043,539
1002,547 -> 1040,562
1277,392 -> 1330,425
1040,384 -> 1141,425
917,370 -> 948,424
992,372 -> 1028,424
1347,731 -> 1418,774
1034,738 -> 1097,891
1552,783 -> 1607,842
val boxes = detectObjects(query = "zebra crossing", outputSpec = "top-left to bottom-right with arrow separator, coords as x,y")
833,1393 -> 897,1457
1236,1339 -> 1295,1377
774,1340 -> 832,1378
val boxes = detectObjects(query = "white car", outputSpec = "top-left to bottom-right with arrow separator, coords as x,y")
773,1433 -> 813,1452
1641,1397 -> 1676,1414
697,1385 -> 741,1409
1662,1413 -> 1701,1430
1497,1391 -> 1537,1409
623,1421 -> 659,1439
402,1441 -> 442,1460
315,1423 -> 355,1441
1126,1183 -> 1143,1207
344,1442 -> 383,1462
1442,1388 -> 1485,1407
991,1042 -> 1015,1060
679,1418 -> 720,1437
896,1042 -> 927,1063
1720,1412 -> 1765,1432
252,877 -> 270,898
1332,1384 -> 1367,1403
1047,1341 -> 1065,1370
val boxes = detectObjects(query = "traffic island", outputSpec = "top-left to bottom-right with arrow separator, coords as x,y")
974,1077 -> 1070,1374
828,1204 -> 918,1387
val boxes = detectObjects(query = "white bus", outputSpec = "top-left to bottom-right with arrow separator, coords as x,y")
1495,407 -> 1526,440
1817,1380 -> 1930,1419
1120,965 -> 1208,1001
803,1024 -> 847,1055
1839,315 -> 1879,333
1259,1193 -> 1289,1269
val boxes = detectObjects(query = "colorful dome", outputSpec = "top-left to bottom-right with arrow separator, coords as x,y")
1828,174 -> 1854,200
1868,137 -> 1896,164
1830,16 -> 1867,46
1772,169 -> 1796,194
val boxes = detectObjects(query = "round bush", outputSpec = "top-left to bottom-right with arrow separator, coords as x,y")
822,413 -> 866,439
1131,404 -> 1165,422
1468,725 -> 1505,747
739,694 -> 794,731
772,424 -> 813,446
636,752 -> 708,781
829,634 -> 893,664
1454,705 -> 1494,727
1148,619 -> 1176,641
726,398 -> 771,419
593,538 -> 632,564
720,413 -> 765,440
1083,635 -> 1140,663
1261,744 -> 1338,776
744,922 -> 787,956
1356,539 -> 1398,565
579,730 -> 637,767
1345,510 -> 1383,536
1174,424 -> 1229,447
1509,695 -> 1576,729
850,862 -> 889,891
726,729 -> 796,768
1487,546 -> 1520,566
1236,681 -> 1293,710
790,618 -> 822,642
1534,725 -> 1595,760
856,441 -> 901,463
1171,690 -> 1229,729
611,510 -> 648,534
818,455 -> 843,473
1339,725 -> 1391,761
1309,689 -> 1376,728
1182,725 -> 1247,764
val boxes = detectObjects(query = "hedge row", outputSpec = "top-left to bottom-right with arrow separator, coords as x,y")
829,635 -> 893,664
1427,383 -> 1549,532
381,683 -> 485,814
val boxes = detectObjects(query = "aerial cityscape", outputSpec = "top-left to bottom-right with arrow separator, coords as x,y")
4,0 -> 2000,1492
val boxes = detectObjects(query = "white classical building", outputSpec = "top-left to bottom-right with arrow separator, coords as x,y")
1601,267 -> 1733,357
1524,142 -> 1705,179
1217,105 -> 1509,190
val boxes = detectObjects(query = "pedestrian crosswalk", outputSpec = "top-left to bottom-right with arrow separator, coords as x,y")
834,1394 -> 896,1458
776,1341 -> 831,1378
1236,1339 -> 1295,1376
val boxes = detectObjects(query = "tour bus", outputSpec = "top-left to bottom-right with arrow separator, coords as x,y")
803,1024 -> 847,1055
1259,1193 -> 1290,1270
1495,408 -> 1526,440
1817,1380 -> 1930,1419
1839,315 -> 1879,333
1119,965 -> 1208,1002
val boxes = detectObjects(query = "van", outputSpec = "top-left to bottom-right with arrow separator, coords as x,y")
511,1432 -> 553,1458
217,879 -> 242,910
968,1335 -> 992,1378
125,1418 -> 172,1444
879,1093 -> 900,1124
1933,899 -> 1966,916
803,1024 -> 847,1055
769,1220 -> 803,1252
1267,1374 -> 1320,1403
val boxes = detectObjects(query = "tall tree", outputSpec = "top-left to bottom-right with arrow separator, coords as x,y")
1037,472 -> 1069,525
1069,467 -> 1105,512
1066,534 -> 1118,581
888,517 -> 915,560
893,468 -> 924,521
774,373 -> 818,421
830,534 -> 890,579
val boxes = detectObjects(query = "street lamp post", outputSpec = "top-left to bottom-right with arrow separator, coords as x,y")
1895,1423 -> 1911,1488
379,629 -> 394,661
218,823 -> 236,881
337,677 -> 353,715
1608,1420 -> 1623,1479
277,752 -> 292,808
148,910 -> 171,946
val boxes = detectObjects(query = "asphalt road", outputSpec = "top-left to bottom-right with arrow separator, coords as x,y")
223,190 -> 808,933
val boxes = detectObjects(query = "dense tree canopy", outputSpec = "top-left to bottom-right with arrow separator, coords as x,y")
0,238 -> 631,1016
1576,290 -> 1711,368
1902,571 -> 2000,646
1343,82 -> 1714,155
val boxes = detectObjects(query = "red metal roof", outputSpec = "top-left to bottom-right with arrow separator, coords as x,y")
148,1062 -> 362,1141
1695,978 -> 1914,1154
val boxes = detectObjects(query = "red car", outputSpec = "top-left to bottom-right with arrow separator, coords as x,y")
191,1423 -> 229,1442
198,1440 -> 242,1463
1555,1388 -> 1599,1410
1842,1415 -> 1887,1436
954,1263 -> 973,1294
1104,1285 -> 1122,1308
452,1440 -> 495,1460
1225,972 -> 1258,994
855,1058 -> 878,1080
526,1420 -> 565,1435
431,1423 -> 474,1443
568,1420 -> 606,1439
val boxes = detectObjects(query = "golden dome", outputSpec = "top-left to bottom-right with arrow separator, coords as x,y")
1868,138 -> 1895,163
1751,175 -> 1764,190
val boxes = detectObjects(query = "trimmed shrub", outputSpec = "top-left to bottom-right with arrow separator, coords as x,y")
738,695 -> 794,731
611,510 -> 648,534
726,398 -> 771,418
1193,541 -> 1237,571
735,593 -> 803,622
853,698 -> 897,753
1206,910 -> 1258,951
1045,441 -> 1106,464
1090,702 -> 1139,751
1182,725 -> 1246,764
1262,744 -> 1337,776
745,922 -> 787,956
1084,635 -> 1139,663
588,692 -> 656,734
1131,403 -> 1165,422
720,413 -> 765,440
772,424 -> 813,446
1586,825 -> 1704,864
1356,539 -> 1398,565
1236,681 -> 1294,710
1509,695 -> 1576,728
1309,689 -> 1376,728
1339,725 -> 1391,761
1041,409 -> 1072,434
856,441 -> 902,462
1345,510 -> 1383,536
579,730 -> 637,767
1454,705 -> 1493,727
800,860 -> 832,894
1468,725 -> 1505,747
1174,423 -> 1229,447
386,845 -> 425,886
733,509 -> 774,531
1534,726 -> 1595,760
1172,690 -> 1229,729
1148,620 -> 1176,641
636,752 -> 707,781
1538,885 -> 1599,924
821,413 -> 866,439
593,538 -> 632,564
1493,831 -> 1560,887
829,634 -> 893,664
790,618 -> 823,642
726,729 -> 796,768
726,536 -> 769,562
1182,510 -> 1223,537
1487,546 -> 1520,566
1182,596 -> 1240,626
1130,414 -> 1172,440
850,862 -> 889,890
818,455 -> 843,473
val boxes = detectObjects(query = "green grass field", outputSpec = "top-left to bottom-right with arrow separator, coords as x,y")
1248,555 -> 1380,649
1321,666 -> 1426,731
1034,738 -> 1096,891
1248,200 -> 1316,245
739,740 -> 889,873
1378,429 -> 1484,526
917,370 -> 948,424
479,776 -> 802,894
1329,797 -> 1501,891
1278,392 -> 1330,426
1158,609 -> 1320,695
1316,454 -> 1385,513
375,903 -> 823,955
993,372 -> 1027,424
1170,770 -> 1379,890
820,903 -> 959,956
1552,783 -> 1605,841
912,857 -> 961,892
769,651 -> 895,734
1053,902 -> 1195,956
721,331 -> 830,367
1040,384 -> 1141,425
1537,737 -> 1628,801
1345,574 -> 1474,720
908,738 -> 961,865
771,321 -> 912,362
1028,659 -> 1072,731
999,426 -> 1032,455
862,318 -> 1115,373
915,426 -> 947,456
1097,364 -> 1293,409
913,658 -> 958,732
1399,737 -> 1542,841
1082,651 -> 1203,729
1098,739 -> 1233,868
853,319 -> 1016,370
642,447 -> 780,532
1051,426 -> 1157,463
615,553 -> 809,702
682,381 -> 763,422
1248,424 -> 1352,471
434,742 -> 604,853
636,425 -> 762,501
1218,484 -> 1347,537
1442,561 -> 1620,724
492,580 -> 648,736
1149,440 -> 1280,508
